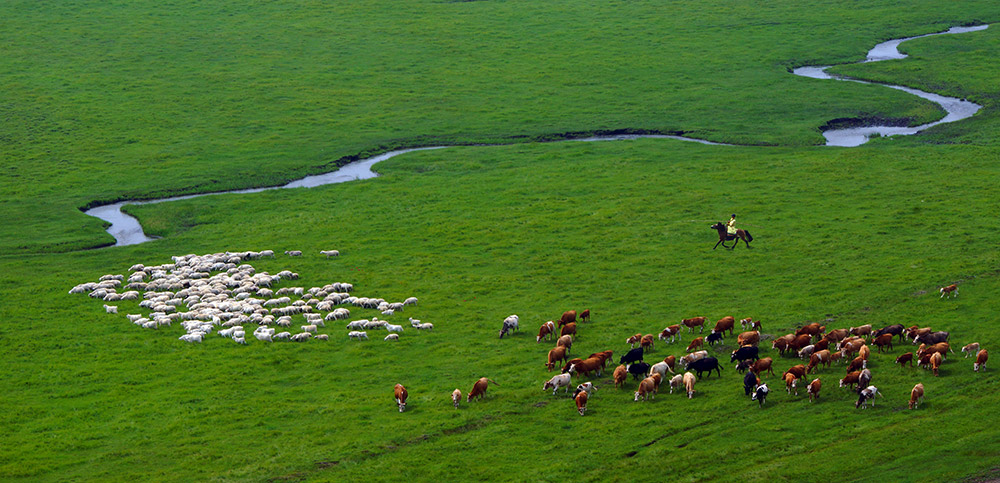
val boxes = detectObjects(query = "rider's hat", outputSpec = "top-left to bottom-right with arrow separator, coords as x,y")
731,214 -> 736,218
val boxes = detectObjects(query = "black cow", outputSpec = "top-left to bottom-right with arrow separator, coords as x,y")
914,331 -> 950,345
707,331 -> 723,346
627,362 -> 651,381
743,370 -> 758,396
874,324 -> 905,342
752,384 -> 769,407
686,357 -> 722,378
730,345 -> 759,363
619,347 -> 644,365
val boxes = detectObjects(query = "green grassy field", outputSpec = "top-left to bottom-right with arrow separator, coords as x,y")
2,1 -> 1000,481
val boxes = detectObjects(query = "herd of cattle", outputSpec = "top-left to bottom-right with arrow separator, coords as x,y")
392,302 -> 988,415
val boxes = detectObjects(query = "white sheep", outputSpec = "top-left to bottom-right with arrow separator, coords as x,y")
301,324 -> 318,333
416,323 -> 434,331
315,334 -> 329,341
179,333 -> 203,343
409,317 -> 421,327
284,250 -> 302,257
254,331 -> 273,342
386,324 -> 404,333
126,314 -> 142,322
384,334 -> 399,341
348,331 -> 368,340
346,320 -> 367,330
274,332 -> 291,341
403,297 -> 418,306
320,250 -> 340,258
233,335 -> 247,344
260,250 -> 275,258
381,309 -> 394,316
291,332 -> 312,342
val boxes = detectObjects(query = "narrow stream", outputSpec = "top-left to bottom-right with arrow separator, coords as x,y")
85,25 -> 988,246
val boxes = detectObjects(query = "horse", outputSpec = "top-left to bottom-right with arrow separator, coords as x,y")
711,222 -> 753,249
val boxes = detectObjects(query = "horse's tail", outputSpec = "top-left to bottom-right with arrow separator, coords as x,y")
744,230 -> 753,242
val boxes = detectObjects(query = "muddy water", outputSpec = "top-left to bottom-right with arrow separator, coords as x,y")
793,25 -> 987,146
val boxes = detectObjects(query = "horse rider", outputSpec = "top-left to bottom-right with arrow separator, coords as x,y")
727,214 -> 738,236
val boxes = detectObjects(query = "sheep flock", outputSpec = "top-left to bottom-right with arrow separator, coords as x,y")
69,250 -> 424,345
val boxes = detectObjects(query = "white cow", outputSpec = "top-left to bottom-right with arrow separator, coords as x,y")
543,373 -> 572,395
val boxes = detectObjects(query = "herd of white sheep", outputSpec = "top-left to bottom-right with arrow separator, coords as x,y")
68,250 -> 426,345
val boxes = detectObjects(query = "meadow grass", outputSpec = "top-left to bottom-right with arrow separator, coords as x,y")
2,0 -> 997,253
3,1 -> 1000,481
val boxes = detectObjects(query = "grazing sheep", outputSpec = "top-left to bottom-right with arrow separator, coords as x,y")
233,335 -> 248,345
404,297 -> 418,306
274,332 -> 291,341
291,332 -> 312,342
409,317 -> 421,327
315,334 -> 329,341
260,250 -> 275,258
179,333 -> 203,343
348,331 -> 368,340
320,250 -> 340,258
416,323 -> 434,331
384,334 -> 399,341
284,250 -> 302,257
301,324 -> 318,333
386,324 -> 404,333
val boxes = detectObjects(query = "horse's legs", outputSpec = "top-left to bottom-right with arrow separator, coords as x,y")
714,239 -> 723,250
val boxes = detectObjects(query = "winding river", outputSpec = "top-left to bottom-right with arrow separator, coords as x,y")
86,25 -> 988,246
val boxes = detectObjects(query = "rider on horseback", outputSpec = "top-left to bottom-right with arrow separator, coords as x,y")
727,214 -> 738,236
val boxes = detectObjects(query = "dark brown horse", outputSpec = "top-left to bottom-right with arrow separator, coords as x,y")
711,222 -> 753,249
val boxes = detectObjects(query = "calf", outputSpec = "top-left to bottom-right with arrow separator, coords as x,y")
840,371 -> 861,390
560,322 -> 577,339
467,377 -> 498,402
620,347 -> 644,365
784,373 -> 798,395
536,321 -> 556,343
394,384 -> 408,412
962,342 -> 981,358
669,374 -> 684,394
557,335 -> 573,353
686,337 -> 705,352
731,345 -> 759,363
543,373 -> 572,396
737,331 -> 760,347
743,371 -> 759,396
896,352 -> 914,368
589,350 -> 614,370
546,346 -> 568,371
681,316 -> 706,333
634,377 -> 657,402
683,372 -> 697,399
627,333 -> 643,348
713,316 -> 736,336
741,318 -> 762,331
663,355 -> 677,374
752,383 -> 769,407
772,335 -> 794,355
856,385 -> 880,409
659,325 -> 681,343
975,349 -> 988,372
846,356 -> 866,374
706,331 -> 723,346
807,378 -> 821,402
452,389 -> 461,408
940,284 -> 958,298
686,357 -> 722,378
909,383 -> 924,409
679,350 -> 708,365
641,334 -> 655,352
798,344 -> 817,360
575,390 -> 589,415
558,310 -> 577,327
627,362 -> 651,381
614,365 -> 628,388
579,309 -> 591,323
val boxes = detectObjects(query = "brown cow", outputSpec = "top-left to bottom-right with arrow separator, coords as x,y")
907,327 -> 933,341
846,356 -> 866,373
452,389 -> 462,408
627,333 -> 643,348
784,365 -> 807,380
918,342 -> 951,360
896,352 -> 914,368
394,384 -> 408,412
634,376 -> 657,401
858,344 -> 870,361
840,339 -> 865,358
873,333 -> 894,352
772,334 -> 795,355
824,328 -> 850,343
588,350 -> 614,369
840,371 -> 861,389
546,346 -> 568,371
467,377 -> 498,402
838,336 -> 863,349
784,373 -> 798,395
686,337 -> 704,353
556,335 -> 573,354
930,352 -> 942,376
849,325 -> 872,339
962,342 -> 981,358
829,350 -> 843,364
807,378 -> 821,402
814,338 -> 830,352
683,372 -> 697,399
714,316 -> 736,336
737,331 -> 760,347
807,350 -> 832,373
567,357 -> 604,377
789,334 -> 813,352
681,316 -> 706,333
751,357 -> 774,376
740,318 -> 762,331
659,355 -> 676,373
537,321 -> 556,343
659,325 -> 681,343
575,390 -> 589,415
918,352 -> 933,369
579,309 -> 591,323
641,334 -> 655,353
796,323 -> 825,339
560,322 -> 577,339
909,383 -> 924,409
558,310 -> 577,327
975,349 -> 988,372
613,365 -> 628,388
940,284 -> 958,298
